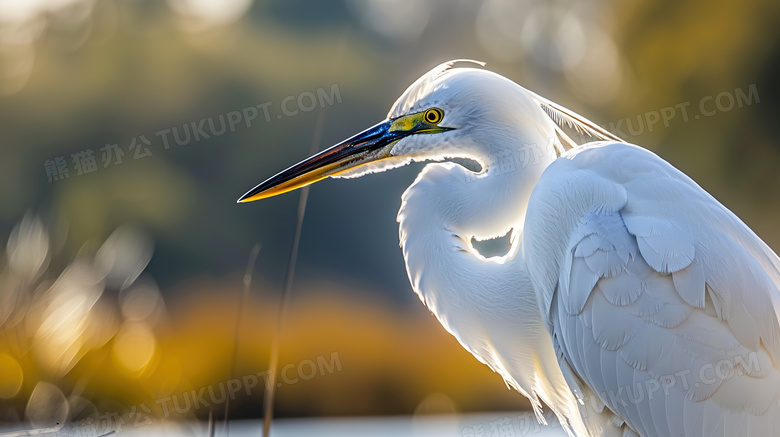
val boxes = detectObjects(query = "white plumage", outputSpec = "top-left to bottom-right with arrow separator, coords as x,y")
239,61 -> 780,436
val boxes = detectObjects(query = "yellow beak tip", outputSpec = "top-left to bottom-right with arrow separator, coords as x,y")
237,196 -> 258,204
237,193 -> 264,203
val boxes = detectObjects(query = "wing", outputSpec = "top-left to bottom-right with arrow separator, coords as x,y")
524,142 -> 780,437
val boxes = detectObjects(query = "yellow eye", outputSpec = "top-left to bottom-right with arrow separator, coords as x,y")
423,108 -> 443,125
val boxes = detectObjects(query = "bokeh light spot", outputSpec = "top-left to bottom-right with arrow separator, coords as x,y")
0,354 -> 23,398
112,322 -> 156,374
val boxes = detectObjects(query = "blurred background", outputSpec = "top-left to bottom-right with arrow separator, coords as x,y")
1,0 -> 779,434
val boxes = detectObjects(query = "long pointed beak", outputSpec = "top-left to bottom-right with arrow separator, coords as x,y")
237,119 -> 406,203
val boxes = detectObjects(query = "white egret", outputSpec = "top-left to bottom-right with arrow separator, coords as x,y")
238,60 -> 780,436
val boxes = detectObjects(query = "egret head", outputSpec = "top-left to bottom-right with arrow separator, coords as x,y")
237,60 -> 555,203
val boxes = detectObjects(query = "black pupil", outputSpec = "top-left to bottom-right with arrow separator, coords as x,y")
427,111 -> 437,122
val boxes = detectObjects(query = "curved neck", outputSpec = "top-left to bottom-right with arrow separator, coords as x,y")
396,138 -> 586,433
397,122 -> 558,309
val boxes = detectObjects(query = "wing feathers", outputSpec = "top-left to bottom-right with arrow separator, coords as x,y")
555,196 -> 780,436
527,142 -> 780,436
597,273 -> 644,307
623,215 -> 695,273
672,260 -> 706,308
